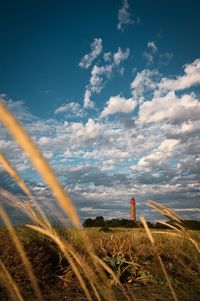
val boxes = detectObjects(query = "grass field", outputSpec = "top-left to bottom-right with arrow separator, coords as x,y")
0,226 -> 199,301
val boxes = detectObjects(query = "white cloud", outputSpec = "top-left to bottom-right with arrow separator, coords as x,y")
79,207 -> 94,212
103,52 -> 112,62
158,139 -> 179,152
118,67 -> 125,76
180,120 -> 200,135
131,59 -> 200,105
83,90 -> 95,109
43,152 -> 53,159
83,46 -> 130,108
63,149 -> 73,157
138,91 -> 200,124
143,41 -> 173,67
113,48 -> 130,65
131,69 -> 161,101
79,38 -> 102,69
83,118 -> 102,138
101,159 -> 116,171
138,139 -> 179,168
143,51 -> 154,66
117,0 -> 139,31
147,41 -> 158,53
89,65 -> 113,93
101,95 -> 137,118
38,136 -> 51,145
83,64 -> 112,108
143,41 -> 158,66
105,148 -> 129,159
0,95 -> 37,122
70,118 -> 104,142
54,101 -> 86,117
159,58 -> 200,91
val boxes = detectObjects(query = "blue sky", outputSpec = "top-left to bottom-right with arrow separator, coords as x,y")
0,0 -> 200,222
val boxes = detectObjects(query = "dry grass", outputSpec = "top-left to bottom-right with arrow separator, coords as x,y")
0,100 -> 199,301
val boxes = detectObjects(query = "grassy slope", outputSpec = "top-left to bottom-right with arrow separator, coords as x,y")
0,227 -> 199,301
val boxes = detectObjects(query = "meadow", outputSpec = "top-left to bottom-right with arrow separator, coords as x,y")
0,100 -> 199,301
0,226 -> 199,301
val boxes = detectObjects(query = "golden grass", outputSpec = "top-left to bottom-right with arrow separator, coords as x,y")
147,200 -> 200,253
0,101 -> 80,227
0,154 -> 31,197
141,216 -> 179,301
0,260 -> 24,301
0,206 -> 43,301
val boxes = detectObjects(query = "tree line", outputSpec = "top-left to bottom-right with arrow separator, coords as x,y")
83,216 -> 200,230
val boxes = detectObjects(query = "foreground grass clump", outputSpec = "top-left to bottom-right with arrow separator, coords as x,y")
0,226 -> 199,301
0,228 -> 63,299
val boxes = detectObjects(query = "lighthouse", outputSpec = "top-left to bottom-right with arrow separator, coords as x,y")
130,196 -> 136,221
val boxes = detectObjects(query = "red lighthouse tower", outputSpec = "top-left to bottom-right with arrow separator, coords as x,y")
130,196 -> 136,221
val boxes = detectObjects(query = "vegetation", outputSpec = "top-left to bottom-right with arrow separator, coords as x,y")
0,226 -> 199,300
0,101 -> 199,301
83,216 -> 200,230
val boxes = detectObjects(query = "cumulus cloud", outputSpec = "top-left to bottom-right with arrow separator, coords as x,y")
143,51 -> 154,67
82,45 -> 130,108
54,101 -> 86,118
83,64 -> 113,108
138,91 -> 200,124
131,69 -> 161,101
143,41 -> 158,66
75,118 -> 103,140
101,95 -> 137,117
131,58 -> 200,103
113,48 -> 130,65
147,41 -> 158,53
38,136 -> 51,145
117,0 -> 140,31
83,90 -> 94,109
103,52 -> 112,62
89,65 -> 113,93
159,58 -> 200,91
79,38 -> 102,69
143,41 -> 173,67
138,139 -> 179,168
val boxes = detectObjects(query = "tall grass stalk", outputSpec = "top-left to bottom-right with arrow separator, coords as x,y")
0,260 -> 24,301
0,206 -> 43,301
141,216 -> 179,301
0,154 -> 52,229
0,100 -> 80,227
147,200 -> 200,253
0,189 -> 51,229
27,224 -> 100,301
0,154 -> 31,196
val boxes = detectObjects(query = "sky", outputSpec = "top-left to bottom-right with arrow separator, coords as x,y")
0,0 -> 200,223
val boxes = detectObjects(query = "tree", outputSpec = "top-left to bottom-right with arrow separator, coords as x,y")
83,218 -> 94,227
93,216 -> 105,227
